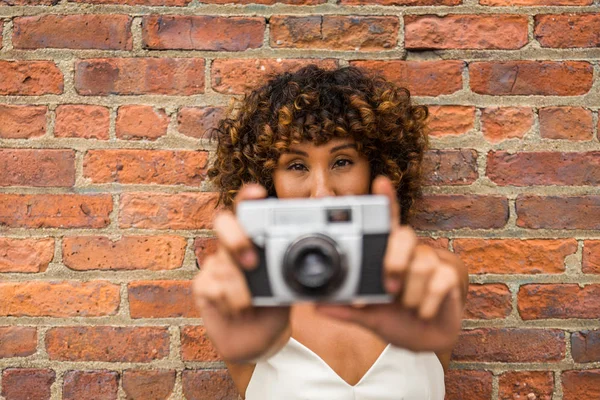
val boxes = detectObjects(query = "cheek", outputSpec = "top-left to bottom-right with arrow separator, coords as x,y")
272,170 -> 307,199
336,162 -> 371,195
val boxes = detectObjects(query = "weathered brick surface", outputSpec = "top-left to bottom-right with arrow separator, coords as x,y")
562,370 -> 600,400
177,106 -> 225,139
411,195 -> 509,230
539,107 -> 594,141
75,58 -> 205,95
128,280 -> 200,318
422,149 -> 478,186
454,239 -> 576,274
0,237 -> 54,273
271,16 -> 398,51
0,60 -> 63,95
119,192 -> 218,230
405,14 -> 528,50
583,240 -> 600,274
46,326 -> 169,362
182,369 -> 239,400
181,326 -> 221,361
452,328 -> 566,362
0,327 -> 37,358
0,281 -> 120,317
54,105 -> 110,140
116,105 -> 169,140
498,371 -> 554,400
342,0 -> 460,4
63,235 -> 186,271
0,194 -> 112,228
0,105 -> 46,139
571,330 -> 600,363
193,237 -> 218,267
71,0 -> 190,5
426,106 -> 475,137
518,284 -> 600,320
0,149 -> 75,187
13,15 -> 132,50
481,107 -> 534,143
122,370 -> 176,400
445,370 -> 492,400
535,14 -> 600,48
464,284 -> 512,320
516,196 -> 600,230
63,370 -> 118,400
143,16 -> 264,51
1,369 -> 55,400
470,61 -> 593,96
481,0 -> 592,5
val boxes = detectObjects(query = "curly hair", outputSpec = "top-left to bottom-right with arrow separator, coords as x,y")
207,65 -> 429,224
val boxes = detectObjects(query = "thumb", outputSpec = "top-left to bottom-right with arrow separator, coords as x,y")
371,176 -> 401,228
233,183 -> 268,214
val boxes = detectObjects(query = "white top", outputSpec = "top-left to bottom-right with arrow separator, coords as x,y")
245,337 -> 445,400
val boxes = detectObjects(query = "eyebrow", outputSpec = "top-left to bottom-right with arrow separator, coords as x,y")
285,143 -> 357,156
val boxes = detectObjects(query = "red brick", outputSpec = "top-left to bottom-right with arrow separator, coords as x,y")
488,151 -> 600,186
0,149 -> 75,187
143,16 -> 264,51
181,326 -> 220,361
128,280 -> 200,318
452,328 -> 565,362
498,371 -> 554,400
200,0 -> 325,3
63,370 -> 118,400
182,370 -> 238,400
1,369 -> 55,400
55,105 -> 109,140
445,370 -> 492,400
417,237 -> 449,250
411,195 -> 508,230
583,240 -> 600,274
405,14 -> 527,50
481,107 -> 533,143
422,149 -> 478,186
516,195 -> 600,230
2,0 -> 59,4
122,370 -> 176,400
518,284 -> 600,320
342,0 -> 460,4
426,106 -> 475,137
271,16 -> 398,51
0,326 -> 37,358
47,326 -> 169,362
536,14 -> 600,48
177,106 -> 225,139
0,60 -> 63,95
562,370 -> 600,400
482,0 -> 591,4
464,284 -> 512,320
572,330 -> 600,363
539,107 -> 593,141
0,237 -> 54,273
84,149 -> 208,185
0,194 -> 112,228
211,59 -> 337,94
0,105 -> 46,139
116,105 -> 168,141
13,15 -> 132,50
471,61 -> 593,96
70,0 -> 189,4
119,192 -> 218,230
75,58 -> 205,96
0,281 -> 119,317
193,237 -> 217,267
351,60 -> 464,97
454,239 -> 577,274
63,235 -> 186,271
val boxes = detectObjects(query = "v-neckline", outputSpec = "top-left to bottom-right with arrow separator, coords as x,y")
289,337 -> 392,388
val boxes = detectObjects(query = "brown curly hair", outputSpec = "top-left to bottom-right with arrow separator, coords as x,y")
207,65 -> 429,223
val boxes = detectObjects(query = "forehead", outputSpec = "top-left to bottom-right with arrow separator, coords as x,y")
287,137 -> 357,152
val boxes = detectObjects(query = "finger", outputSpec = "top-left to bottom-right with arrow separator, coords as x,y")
371,175 -> 401,229
383,226 -> 418,294
214,211 -> 257,269
233,183 -> 268,212
418,264 -> 460,320
402,245 -> 438,309
193,249 -> 241,317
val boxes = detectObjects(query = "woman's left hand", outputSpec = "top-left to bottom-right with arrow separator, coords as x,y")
316,176 -> 468,354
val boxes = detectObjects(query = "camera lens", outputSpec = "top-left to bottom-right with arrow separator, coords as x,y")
283,234 -> 346,296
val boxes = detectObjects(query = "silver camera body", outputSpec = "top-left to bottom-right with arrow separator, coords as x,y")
237,195 -> 392,306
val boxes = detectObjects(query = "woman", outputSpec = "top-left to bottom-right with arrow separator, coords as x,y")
192,65 -> 468,399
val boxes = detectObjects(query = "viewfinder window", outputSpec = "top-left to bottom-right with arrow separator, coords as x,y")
327,208 -> 352,223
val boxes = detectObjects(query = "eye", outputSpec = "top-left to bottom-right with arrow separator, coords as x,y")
333,158 -> 353,168
287,162 -> 307,172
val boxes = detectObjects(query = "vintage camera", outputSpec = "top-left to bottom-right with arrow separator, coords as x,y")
237,195 -> 392,306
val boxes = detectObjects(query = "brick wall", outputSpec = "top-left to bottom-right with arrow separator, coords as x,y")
0,0 -> 599,399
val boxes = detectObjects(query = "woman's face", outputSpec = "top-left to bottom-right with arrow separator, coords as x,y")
273,138 -> 371,199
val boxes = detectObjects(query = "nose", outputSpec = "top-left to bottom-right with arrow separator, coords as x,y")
310,169 -> 335,198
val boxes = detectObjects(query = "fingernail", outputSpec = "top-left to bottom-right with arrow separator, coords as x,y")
240,249 -> 257,268
385,278 -> 400,294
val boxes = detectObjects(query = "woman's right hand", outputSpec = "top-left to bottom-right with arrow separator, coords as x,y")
192,184 -> 291,363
